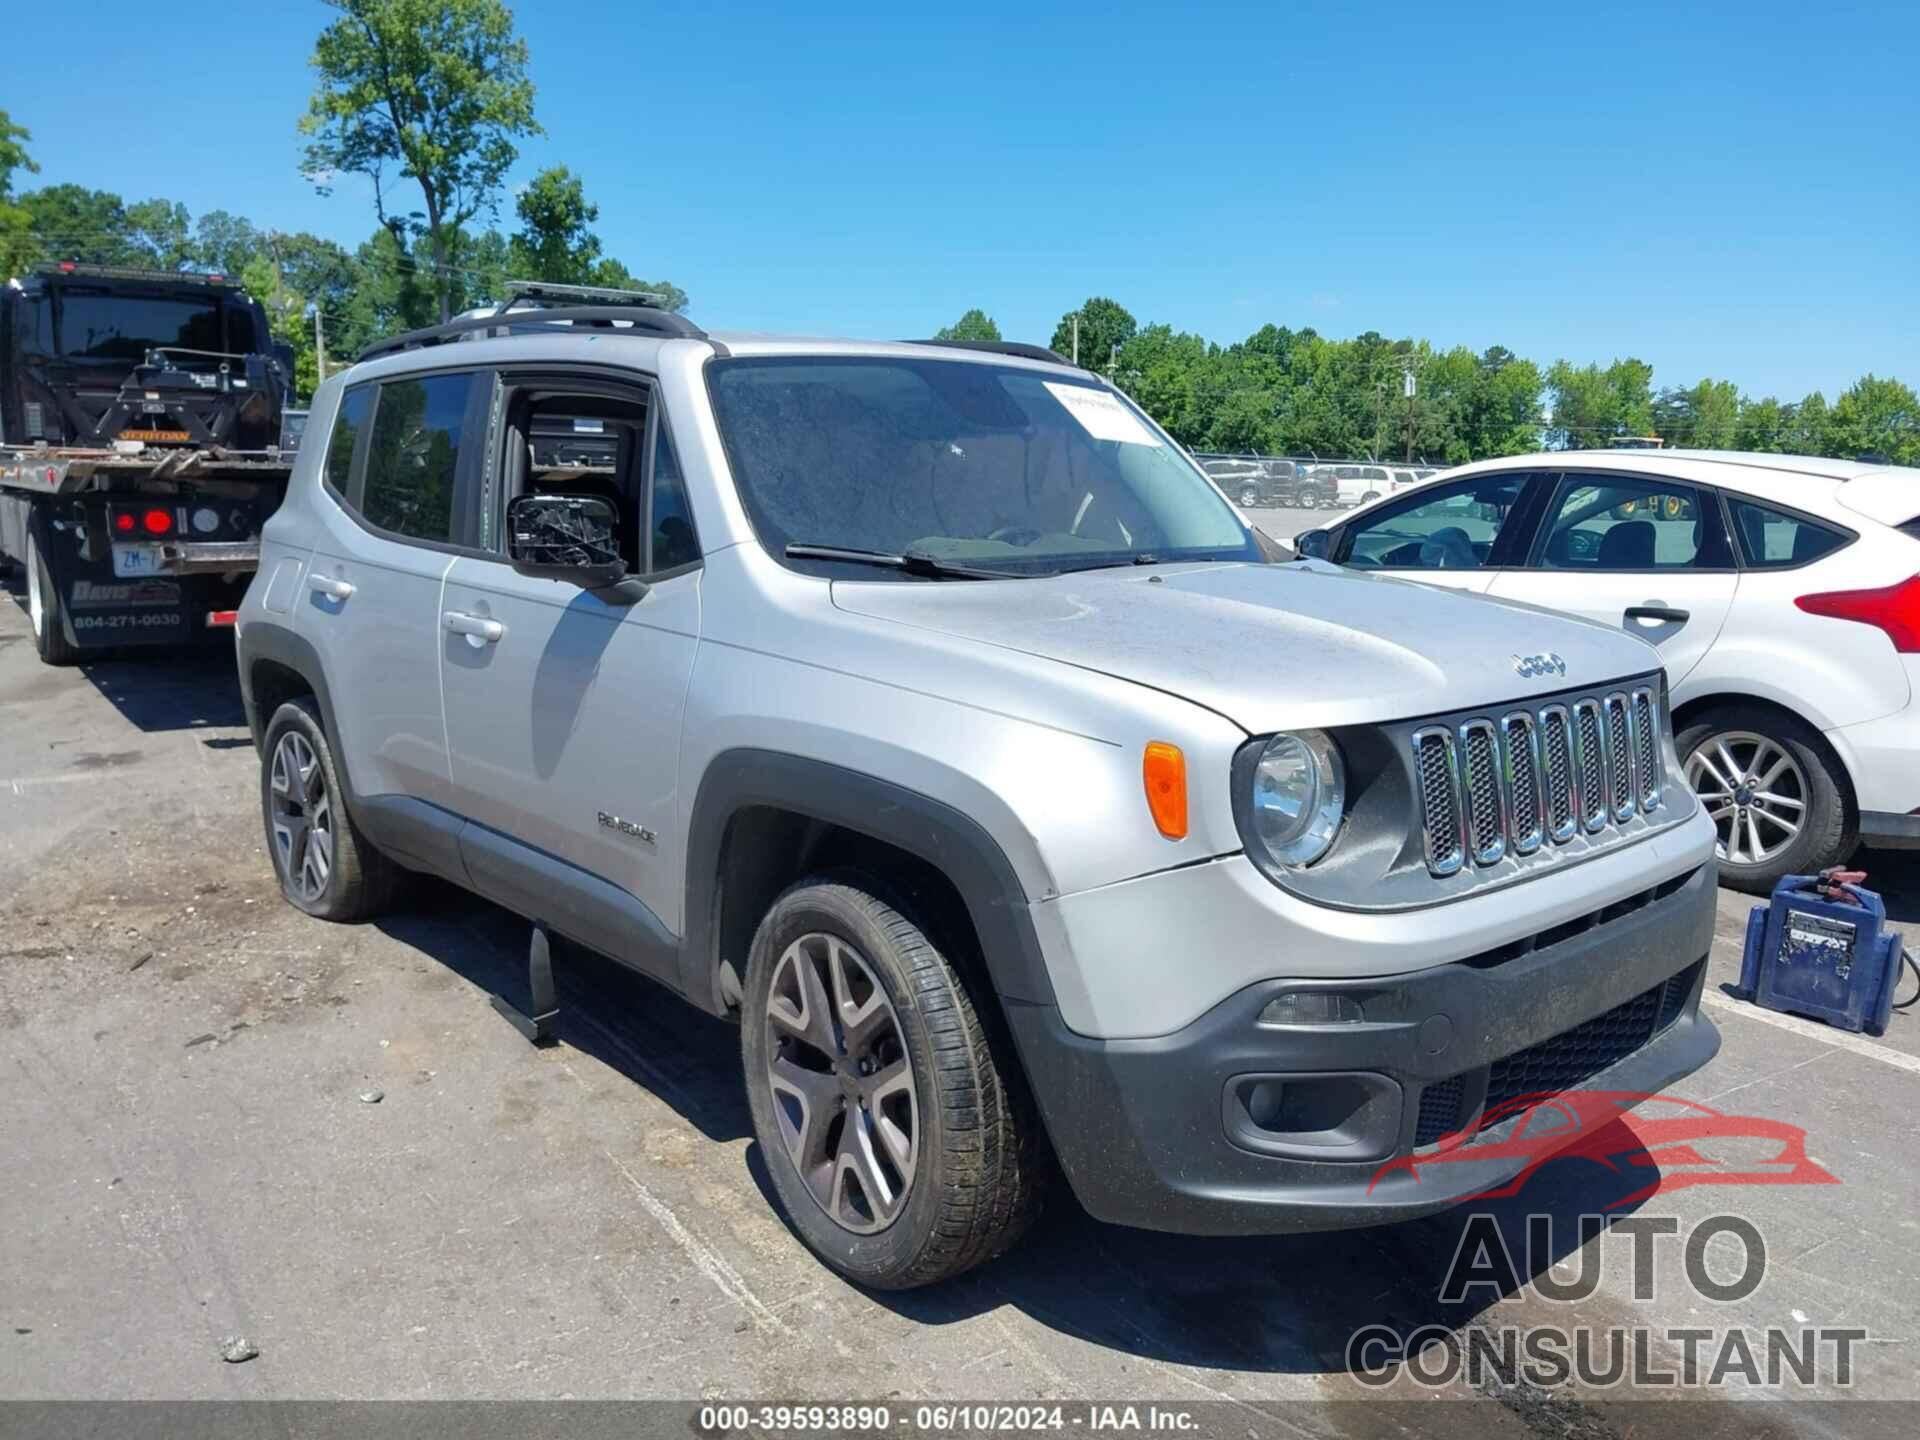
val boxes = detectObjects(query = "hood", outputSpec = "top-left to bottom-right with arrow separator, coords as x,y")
831,561 -> 1659,734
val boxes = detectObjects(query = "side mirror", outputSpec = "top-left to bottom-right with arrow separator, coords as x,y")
507,493 -> 632,591
1294,528 -> 1332,560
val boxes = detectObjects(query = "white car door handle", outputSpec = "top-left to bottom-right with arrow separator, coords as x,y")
444,611 -> 504,642
308,574 -> 355,599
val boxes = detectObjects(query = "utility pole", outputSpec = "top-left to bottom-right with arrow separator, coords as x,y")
1403,365 -> 1417,463
314,307 -> 328,386
1071,313 -> 1080,367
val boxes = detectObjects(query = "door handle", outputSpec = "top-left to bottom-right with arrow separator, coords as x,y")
307,574 -> 355,599
443,611 -> 504,642
1625,604 -> 1689,625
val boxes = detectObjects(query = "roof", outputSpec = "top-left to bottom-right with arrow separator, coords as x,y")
1361,449 -> 1920,529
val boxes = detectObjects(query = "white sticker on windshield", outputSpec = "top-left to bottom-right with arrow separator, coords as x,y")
1043,382 -> 1163,447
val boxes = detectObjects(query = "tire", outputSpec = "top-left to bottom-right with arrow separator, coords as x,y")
741,877 -> 1046,1288
1361,490 -> 1380,504
1677,704 -> 1853,895
1238,484 -> 1261,508
1297,489 -> 1319,510
260,697 -> 404,921
25,527 -> 80,666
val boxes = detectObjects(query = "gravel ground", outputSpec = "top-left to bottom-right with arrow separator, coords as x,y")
1,566 -> 1915,1435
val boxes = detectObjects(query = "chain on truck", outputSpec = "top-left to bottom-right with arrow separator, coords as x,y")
0,262 -> 298,665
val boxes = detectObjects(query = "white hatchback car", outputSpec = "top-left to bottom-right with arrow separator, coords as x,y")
1296,450 -> 1920,891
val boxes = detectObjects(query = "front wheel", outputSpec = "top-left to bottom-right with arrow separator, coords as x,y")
741,879 -> 1046,1288
1678,706 -> 1853,894
1296,489 -> 1319,510
1238,484 -> 1261,507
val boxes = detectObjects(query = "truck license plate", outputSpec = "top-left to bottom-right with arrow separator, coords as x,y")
112,544 -> 165,578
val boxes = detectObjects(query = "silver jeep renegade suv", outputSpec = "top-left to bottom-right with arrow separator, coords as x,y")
237,305 -> 1719,1287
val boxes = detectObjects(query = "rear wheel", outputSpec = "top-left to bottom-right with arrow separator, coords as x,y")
1297,488 -> 1319,510
260,697 -> 403,921
1678,706 -> 1852,893
25,529 -> 79,666
741,878 -> 1045,1288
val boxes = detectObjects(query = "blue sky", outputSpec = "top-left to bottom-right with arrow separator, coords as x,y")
13,0 -> 1917,399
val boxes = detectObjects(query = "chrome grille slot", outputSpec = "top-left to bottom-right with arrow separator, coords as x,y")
1411,678 -> 1669,879
1539,704 -> 1578,843
1605,692 -> 1636,821
1412,727 -> 1466,877
1458,719 -> 1507,866
1573,698 -> 1609,833
1632,687 -> 1662,808
1502,712 -> 1544,855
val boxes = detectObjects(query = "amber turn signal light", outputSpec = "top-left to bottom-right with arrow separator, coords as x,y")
1143,741 -> 1188,840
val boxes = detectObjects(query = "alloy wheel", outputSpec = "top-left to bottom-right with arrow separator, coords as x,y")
269,730 -> 334,901
763,932 -> 918,1234
1684,730 -> 1808,868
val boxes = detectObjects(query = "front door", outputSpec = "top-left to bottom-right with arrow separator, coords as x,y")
1487,472 -> 1738,687
439,380 -> 702,953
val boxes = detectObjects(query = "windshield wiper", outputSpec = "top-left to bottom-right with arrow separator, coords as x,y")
784,543 -> 1037,580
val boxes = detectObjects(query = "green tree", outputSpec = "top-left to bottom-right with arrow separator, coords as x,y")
1051,297 -> 1135,372
1733,396 -> 1794,453
1789,392 -> 1831,455
1826,375 -> 1920,464
300,0 -> 542,322
508,164 -> 600,284
1546,358 -> 1654,449
933,308 -> 1001,342
0,108 -> 38,279
1653,378 -> 1740,449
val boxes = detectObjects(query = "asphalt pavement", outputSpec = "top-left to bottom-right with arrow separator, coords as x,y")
2,566 -> 1916,1436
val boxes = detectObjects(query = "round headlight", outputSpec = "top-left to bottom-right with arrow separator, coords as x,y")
1249,730 -> 1346,868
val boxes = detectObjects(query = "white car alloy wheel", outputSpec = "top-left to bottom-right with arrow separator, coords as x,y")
1684,730 -> 1808,868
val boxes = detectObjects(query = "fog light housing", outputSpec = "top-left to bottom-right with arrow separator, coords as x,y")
1259,991 -> 1364,1026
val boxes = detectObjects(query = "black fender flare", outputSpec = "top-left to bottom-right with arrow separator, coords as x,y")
238,619 -> 353,794
679,748 -> 1057,1015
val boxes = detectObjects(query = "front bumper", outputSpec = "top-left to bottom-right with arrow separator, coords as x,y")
1008,861 -> 1720,1235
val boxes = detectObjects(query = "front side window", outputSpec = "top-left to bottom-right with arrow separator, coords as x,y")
1726,498 -> 1849,569
361,372 -> 473,544
649,423 -> 700,572
706,357 -> 1257,576
1339,472 -> 1533,570
1537,477 -> 1731,570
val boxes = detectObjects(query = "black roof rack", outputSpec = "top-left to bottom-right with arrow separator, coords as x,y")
357,305 -> 708,363
902,338 -> 1076,367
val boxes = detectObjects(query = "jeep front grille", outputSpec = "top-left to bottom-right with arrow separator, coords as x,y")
1412,684 -> 1664,877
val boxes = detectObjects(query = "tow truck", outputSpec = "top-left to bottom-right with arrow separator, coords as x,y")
0,262 -> 296,665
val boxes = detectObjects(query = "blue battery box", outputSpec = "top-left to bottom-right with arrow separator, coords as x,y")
1734,872 -> 1905,1035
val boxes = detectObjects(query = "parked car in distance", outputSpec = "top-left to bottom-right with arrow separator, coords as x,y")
239,323 -> 1718,1287
1295,450 -> 1920,890
1199,457 -> 1272,508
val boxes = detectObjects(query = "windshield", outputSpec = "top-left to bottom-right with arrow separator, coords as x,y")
49,288 -> 258,363
707,356 -> 1259,575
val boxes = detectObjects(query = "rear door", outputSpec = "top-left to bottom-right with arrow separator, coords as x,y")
1486,471 -> 1738,685
438,371 -> 702,960
1328,469 -> 1545,595
299,369 -> 486,810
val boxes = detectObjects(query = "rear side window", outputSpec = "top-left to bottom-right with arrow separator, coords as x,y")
361,373 -> 474,543
324,385 -> 372,497
1726,498 -> 1849,569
